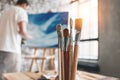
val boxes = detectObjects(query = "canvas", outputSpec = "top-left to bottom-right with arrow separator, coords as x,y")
25,12 -> 69,48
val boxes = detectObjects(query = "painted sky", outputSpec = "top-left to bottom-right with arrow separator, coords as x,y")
25,12 -> 68,48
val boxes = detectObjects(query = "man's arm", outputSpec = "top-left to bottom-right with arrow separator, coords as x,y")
18,21 -> 31,39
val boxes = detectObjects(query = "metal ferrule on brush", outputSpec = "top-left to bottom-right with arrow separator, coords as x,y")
75,31 -> 81,45
56,24 -> 63,49
69,30 -> 73,45
63,28 -> 69,51
64,37 -> 69,51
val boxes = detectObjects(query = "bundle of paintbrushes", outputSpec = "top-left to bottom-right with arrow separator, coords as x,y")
56,18 -> 82,80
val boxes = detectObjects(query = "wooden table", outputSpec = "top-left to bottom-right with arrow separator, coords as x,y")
3,70 -> 119,80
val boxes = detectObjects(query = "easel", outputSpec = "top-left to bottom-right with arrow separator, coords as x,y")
24,47 -> 56,72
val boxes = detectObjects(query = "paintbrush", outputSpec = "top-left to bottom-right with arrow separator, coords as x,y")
68,18 -> 73,80
56,24 -> 63,80
71,18 -> 82,80
63,28 -> 69,80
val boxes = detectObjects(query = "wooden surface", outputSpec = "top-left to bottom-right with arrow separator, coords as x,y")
3,70 -> 119,80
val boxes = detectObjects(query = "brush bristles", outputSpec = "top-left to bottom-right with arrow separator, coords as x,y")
63,28 -> 69,37
56,24 -> 62,31
75,18 -> 82,31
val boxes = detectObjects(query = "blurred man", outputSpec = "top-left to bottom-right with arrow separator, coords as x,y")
0,0 -> 31,79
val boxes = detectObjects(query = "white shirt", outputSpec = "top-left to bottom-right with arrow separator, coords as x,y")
0,6 -> 28,54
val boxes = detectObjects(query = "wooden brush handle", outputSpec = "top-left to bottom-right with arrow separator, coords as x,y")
64,51 -> 69,80
71,45 -> 79,80
61,51 -> 64,80
69,45 -> 73,80
58,48 -> 62,80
